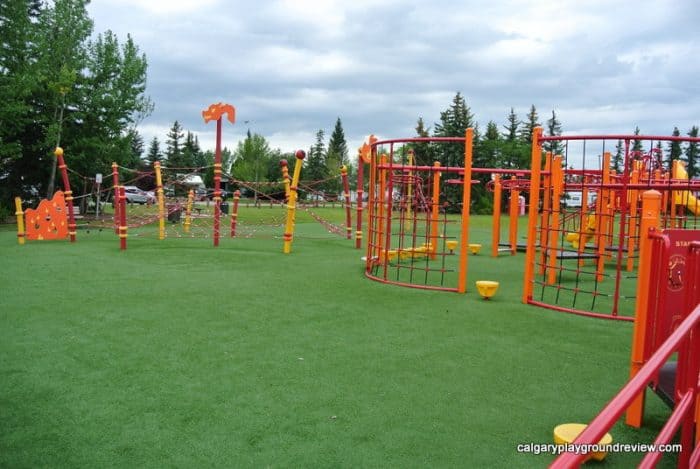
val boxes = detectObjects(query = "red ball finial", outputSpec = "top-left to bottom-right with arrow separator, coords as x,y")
279,159 -> 288,167
295,149 -> 306,160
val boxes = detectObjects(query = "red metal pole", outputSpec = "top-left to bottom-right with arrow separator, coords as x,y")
118,186 -> 127,250
213,117 -> 222,247
55,147 -> 76,242
341,165 -> 352,240
111,162 -> 120,235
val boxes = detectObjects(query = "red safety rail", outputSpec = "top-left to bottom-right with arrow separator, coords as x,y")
550,240 -> 700,468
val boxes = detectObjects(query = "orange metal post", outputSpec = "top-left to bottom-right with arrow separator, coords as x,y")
626,167 -> 640,271
538,153 -> 552,275
430,161 -> 441,260
546,156 -> 562,285
457,128 -> 473,294
523,128 -> 544,303
492,174 -> 501,257
365,147 -> 376,268
55,147 -> 76,242
626,190 -> 661,427
509,176 -> 519,255
154,161 -> 165,240
595,152 -> 612,281
14,197 -> 25,245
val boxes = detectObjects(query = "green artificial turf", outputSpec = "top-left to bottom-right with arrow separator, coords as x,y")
0,215 -> 678,468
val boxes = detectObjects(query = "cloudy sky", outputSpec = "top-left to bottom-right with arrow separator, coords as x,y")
87,0 -> 700,157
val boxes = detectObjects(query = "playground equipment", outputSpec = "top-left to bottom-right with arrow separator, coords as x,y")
14,146 -> 78,244
550,196 -> 700,467
202,102 -> 236,247
552,423 -> 613,462
475,280 -> 499,300
672,160 -> 700,215
364,130 -> 475,292
522,129 -> 700,321
489,173 -> 529,256
282,149 -> 305,254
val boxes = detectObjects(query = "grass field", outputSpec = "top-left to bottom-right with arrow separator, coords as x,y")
0,212 -> 678,468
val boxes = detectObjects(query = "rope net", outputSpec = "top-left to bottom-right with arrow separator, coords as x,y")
525,134 -> 700,321
65,164 -> 352,241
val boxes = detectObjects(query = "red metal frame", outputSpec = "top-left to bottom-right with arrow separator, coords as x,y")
550,241 -> 700,468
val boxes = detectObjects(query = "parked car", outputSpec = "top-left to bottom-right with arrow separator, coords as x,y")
195,188 -> 229,201
123,186 -> 149,204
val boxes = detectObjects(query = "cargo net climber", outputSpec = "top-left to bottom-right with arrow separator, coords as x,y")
522,129 -> 700,321
364,133 -> 479,293
72,160 -> 354,243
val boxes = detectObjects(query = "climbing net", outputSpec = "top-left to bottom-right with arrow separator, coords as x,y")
524,133 -> 700,321
65,163 -> 352,242
364,135 -> 477,292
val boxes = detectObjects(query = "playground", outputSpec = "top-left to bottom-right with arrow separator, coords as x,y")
2,123 -> 700,467
0,217 -> 677,468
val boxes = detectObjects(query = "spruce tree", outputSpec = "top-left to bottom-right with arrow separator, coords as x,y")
632,126 -> 643,153
667,127 -> 682,168
519,105 -> 540,143
544,110 -> 563,156
146,137 -> 162,165
612,140 -> 624,173
684,126 -> 699,178
325,118 -> 348,196
433,91 -> 474,167
304,129 -> 327,186
165,120 -> 184,168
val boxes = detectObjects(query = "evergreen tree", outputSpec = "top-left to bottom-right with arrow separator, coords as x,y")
501,108 -> 528,168
433,92 -> 476,211
165,120 -> 184,167
519,105 -> 540,143
146,137 -> 162,165
684,126 -> 699,178
304,129 -> 327,189
433,91 -> 474,167
632,126 -> 643,153
667,127 -> 682,168
325,118 -> 348,196
544,110 -> 563,156
0,0 -> 152,213
612,140 -> 624,173
410,117 -> 435,166
182,131 -> 201,169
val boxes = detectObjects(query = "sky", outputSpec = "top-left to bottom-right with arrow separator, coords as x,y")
86,0 -> 700,159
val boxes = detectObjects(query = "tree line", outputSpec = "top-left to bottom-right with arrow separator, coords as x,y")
410,92 -> 699,213
0,0 -> 152,217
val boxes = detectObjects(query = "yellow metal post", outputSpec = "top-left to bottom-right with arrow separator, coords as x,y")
14,197 -> 25,245
184,189 -> 194,234
283,150 -> 305,253
154,161 -> 165,240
